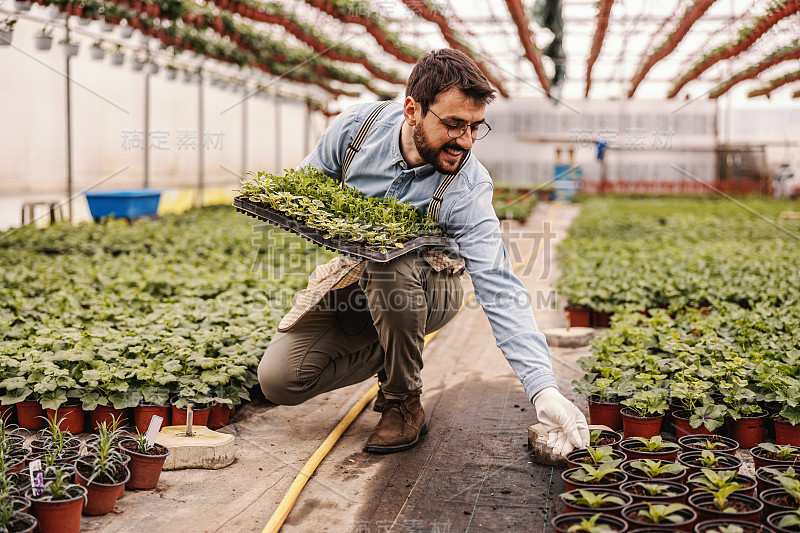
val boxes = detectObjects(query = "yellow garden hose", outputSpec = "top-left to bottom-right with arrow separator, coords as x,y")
261,204 -> 559,533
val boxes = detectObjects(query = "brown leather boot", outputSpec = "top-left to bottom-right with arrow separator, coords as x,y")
373,388 -> 387,412
364,395 -> 427,454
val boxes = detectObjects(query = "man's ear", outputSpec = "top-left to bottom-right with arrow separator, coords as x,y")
403,96 -> 419,127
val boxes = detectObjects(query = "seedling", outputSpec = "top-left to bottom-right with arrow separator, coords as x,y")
695,438 -> 729,450
778,510 -> 800,530
691,469 -> 742,491
701,484 -> 742,512
697,450 -> 724,467
134,429 -> 153,453
621,389 -> 668,417
631,482 -> 679,497
776,475 -> 800,505
689,403 -> 727,432
705,526 -> 744,533
83,417 -> 126,484
629,435 -> 679,452
0,499 -> 31,532
589,430 -> 603,446
565,513 -> 616,533
763,466 -> 800,481
629,459 -> 686,479
562,489 -> 626,508
569,460 -> 623,483
636,503 -> 692,524
759,443 -> 800,460
39,413 -> 74,455
580,446 -> 618,464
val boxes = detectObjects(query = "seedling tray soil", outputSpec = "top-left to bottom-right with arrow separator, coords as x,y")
234,196 -> 451,263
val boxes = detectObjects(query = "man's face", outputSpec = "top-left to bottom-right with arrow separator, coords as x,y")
412,88 -> 486,174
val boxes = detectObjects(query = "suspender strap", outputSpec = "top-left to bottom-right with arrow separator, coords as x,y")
341,101 -> 393,183
428,151 -> 472,221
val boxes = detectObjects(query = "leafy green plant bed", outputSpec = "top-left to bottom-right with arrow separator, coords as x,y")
492,189 -> 537,221
0,207 -> 332,418
238,167 -> 445,254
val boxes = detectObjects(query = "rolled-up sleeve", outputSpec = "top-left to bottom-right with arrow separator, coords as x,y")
447,182 -> 557,402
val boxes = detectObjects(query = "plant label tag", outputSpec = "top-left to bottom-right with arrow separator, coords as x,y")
29,459 -> 44,497
146,415 -> 163,448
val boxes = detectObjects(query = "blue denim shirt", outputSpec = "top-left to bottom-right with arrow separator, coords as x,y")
300,102 -> 557,401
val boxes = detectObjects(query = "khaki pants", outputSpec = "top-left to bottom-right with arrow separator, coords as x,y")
258,254 -> 463,404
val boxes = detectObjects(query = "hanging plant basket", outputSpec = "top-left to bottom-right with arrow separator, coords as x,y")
110,52 -> 124,66
60,41 -> 79,57
34,34 -> 53,50
90,45 -> 105,60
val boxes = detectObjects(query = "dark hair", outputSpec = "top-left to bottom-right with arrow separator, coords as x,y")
406,48 -> 496,110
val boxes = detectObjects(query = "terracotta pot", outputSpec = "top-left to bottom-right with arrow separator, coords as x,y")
171,402 -> 210,426
672,410 -> 715,439
619,480 -> 689,504
560,488 -> 632,516
589,396 -> 623,430
561,467 -> 628,492
119,439 -> 169,490
1,512 -> 35,532
774,417 -> 800,447
621,408 -> 663,439
133,404 -> 169,433
687,492 -> 763,523
565,307 -> 591,328
551,512 -> 629,533
16,401 -> 45,430
207,404 -> 232,429
619,438 -> 680,462
592,310 -> 612,328
28,485 -> 87,533
74,460 -> 130,515
45,404 -> 85,434
678,434 -> 739,454
686,471 -> 756,496
622,502 -> 697,532
726,412 -> 767,448
5,450 -> 28,474
88,406 -> 127,432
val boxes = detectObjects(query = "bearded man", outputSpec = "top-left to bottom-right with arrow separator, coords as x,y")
258,48 -> 589,457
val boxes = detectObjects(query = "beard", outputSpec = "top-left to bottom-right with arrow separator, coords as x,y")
413,123 -> 467,175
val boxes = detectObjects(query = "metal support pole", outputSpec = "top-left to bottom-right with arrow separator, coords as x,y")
304,102 -> 311,156
144,70 -> 150,188
274,95 -> 281,174
65,17 -> 73,222
197,70 -> 204,206
241,88 -> 248,178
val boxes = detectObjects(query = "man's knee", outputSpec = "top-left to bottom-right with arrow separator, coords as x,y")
257,344 -> 306,406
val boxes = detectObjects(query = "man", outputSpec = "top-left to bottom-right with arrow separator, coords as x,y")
258,48 -> 589,457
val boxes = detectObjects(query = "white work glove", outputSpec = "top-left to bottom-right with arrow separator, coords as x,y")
533,387 -> 590,458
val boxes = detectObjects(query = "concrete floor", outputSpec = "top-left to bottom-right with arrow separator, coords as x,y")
82,202 -> 587,533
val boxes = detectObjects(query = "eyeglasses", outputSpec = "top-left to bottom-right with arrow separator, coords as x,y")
423,106 -> 491,141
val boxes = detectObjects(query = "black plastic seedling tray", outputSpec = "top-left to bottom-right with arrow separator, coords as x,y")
233,196 -> 451,263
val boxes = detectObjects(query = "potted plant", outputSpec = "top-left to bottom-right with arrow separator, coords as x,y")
59,38 -> 79,57
132,379 -> 171,434
573,374 -> 628,431
621,459 -> 687,483
551,512 -> 629,533
758,474 -> 800,517
0,18 -> 17,46
111,44 -> 125,65
619,481 -> 689,504
694,520 -> 776,533
590,428 -> 623,448
119,23 -> 133,38
677,450 -> 743,476
678,435 -> 739,455
132,55 -> 146,71
750,443 -> 800,469
79,364 -> 141,430
119,431 -> 169,490
165,63 -> 178,80
756,466 -> 800,493
0,499 -> 36,533
774,403 -> 800,446
562,460 -> 628,492
621,502 -> 697,531
669,379 -> 720,438
170,396 -> 211,426
567,446 -> 627,470
34,27 -> 54,51
768,510 -> 800,533
620,436 -> 681,461
74,420 -> 129,515
687,469 -> 756,496
90,40 -> 105,60
26,468 -> 87,533
30,415 -> 81,459
621,390 -> 669,438
720,378 -> 766,448
561,489 -> 632,516
687,486 -> 764,523
44,400 -> 84,435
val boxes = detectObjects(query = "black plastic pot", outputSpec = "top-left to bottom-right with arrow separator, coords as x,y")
561,467 -> 628,492
678,434 -> 739,454
693,519 -> 775,533
758,487 -> 800,517
677,451 -> 742,475
622,501 -> 697,532
566,447 -> 628,470
551,512 -> 629,533
686,471 -> 757,496
687,492 -> 764,523
619,480 -> 690,504
620,438 -> 681,461
621,459 -> 687,484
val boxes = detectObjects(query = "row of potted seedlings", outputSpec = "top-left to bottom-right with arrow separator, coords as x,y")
551,431 -> 800,533
0,414 -> 169,533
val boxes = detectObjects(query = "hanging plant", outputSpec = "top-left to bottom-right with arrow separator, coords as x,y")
585,0 -> 614,97
748,69 -> 800,98
709,40 -> 800,98
628,0 -> 718,98
504,0 -> 550,97
668,0 -> 800,98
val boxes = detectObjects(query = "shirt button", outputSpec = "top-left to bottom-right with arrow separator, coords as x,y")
396,179 -> 402,184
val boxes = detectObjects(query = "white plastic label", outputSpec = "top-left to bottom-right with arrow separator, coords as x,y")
145,415 -> 163,448
29,459 -> 44,497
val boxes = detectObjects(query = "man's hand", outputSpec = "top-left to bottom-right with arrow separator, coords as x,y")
533,387 -> 590,457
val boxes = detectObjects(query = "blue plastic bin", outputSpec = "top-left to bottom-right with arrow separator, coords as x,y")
84,189 -> 162,220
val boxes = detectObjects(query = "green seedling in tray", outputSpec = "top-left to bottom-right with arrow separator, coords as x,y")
239,167 -> 443,252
